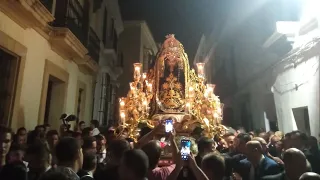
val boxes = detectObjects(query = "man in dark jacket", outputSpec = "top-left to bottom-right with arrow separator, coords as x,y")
237,141 -> 281,180
262,148 -> 307,180
78,153 -> 96,180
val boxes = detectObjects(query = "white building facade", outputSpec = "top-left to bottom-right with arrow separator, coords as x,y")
0,0 -> 115,131
195,0 -> 319,136
117,21 -> 158,99
92,0 -> 124,126
272,0 -> 320,136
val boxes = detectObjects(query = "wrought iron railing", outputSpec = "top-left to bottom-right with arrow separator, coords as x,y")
113,30 -> 118,51
93,0 -> 103,13
117,52 -> 124,67
40,0 -> 53,13
88,27 -> 101,63
52,0 -> 87,45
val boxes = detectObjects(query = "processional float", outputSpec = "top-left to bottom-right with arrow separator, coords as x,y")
117,34 -> 225,141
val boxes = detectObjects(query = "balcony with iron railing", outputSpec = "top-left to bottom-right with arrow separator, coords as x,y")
103,28 -> 118,51
40,0 -> 101,63
0,0 -> 55,30
52,0 -> 87,45
0,0 -> 99,73
88,27 -> 101,63
38,0 -> 100,73
118,52 -> 124,67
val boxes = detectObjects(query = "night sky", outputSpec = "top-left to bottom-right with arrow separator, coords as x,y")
118,0 -> 302,60
119,0 -> 215,60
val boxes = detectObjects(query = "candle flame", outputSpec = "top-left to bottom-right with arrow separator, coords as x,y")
203,118 -> 209,127
130,82 -> 135,90
217,107 -> 221,114
120,101 -> 125,106
142,101 -> 148,106
196,63 -> 205,69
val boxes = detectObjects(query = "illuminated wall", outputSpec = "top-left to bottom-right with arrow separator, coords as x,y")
0,11 -> 94,131
273,0 -> 320,136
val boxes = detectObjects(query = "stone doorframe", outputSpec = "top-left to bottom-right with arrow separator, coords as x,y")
0,30 -> 27,128
38,59 -> 69,125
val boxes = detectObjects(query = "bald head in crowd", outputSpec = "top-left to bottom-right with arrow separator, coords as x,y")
259,132 -> 269,143
246,140 -> 263,165
283,148 -> 308,180
300,172 -> 320,180
246,140 -> 263,152
252,137 -> 268,153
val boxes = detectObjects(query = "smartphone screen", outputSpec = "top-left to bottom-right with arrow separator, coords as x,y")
165,119 -> 173,133
180,139 -> 191,160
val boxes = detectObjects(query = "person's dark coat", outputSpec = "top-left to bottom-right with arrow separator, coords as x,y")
236,156 -> 282,180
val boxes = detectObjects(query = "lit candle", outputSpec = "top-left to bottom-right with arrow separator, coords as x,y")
130,82 -> 135,90
203,117 -> 209,127
142,73 -> 147,80
207,84 -> 215,93
119,97 -> 125,108
120,110 -> 126,124
204,90 -> 208,98
147,83 -> 152,92
196,63 -> 205,78
142,100 -> 148,112
217,107 -> 222,114
188,86 -> 194,98
213,112 -> 219,118
206,84 -> 215,99
133,63 -> 142,80
220,103 -> 224,118
185,102 -> 191,113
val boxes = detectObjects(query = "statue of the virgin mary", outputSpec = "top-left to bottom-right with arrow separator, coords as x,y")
150,34 -> 190,114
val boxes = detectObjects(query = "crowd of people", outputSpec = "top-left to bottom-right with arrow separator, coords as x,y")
0,120 -> 320,180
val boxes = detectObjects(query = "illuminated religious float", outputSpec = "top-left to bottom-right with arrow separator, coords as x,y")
118,34 -> 226,142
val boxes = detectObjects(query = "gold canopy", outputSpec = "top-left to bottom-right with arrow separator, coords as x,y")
118,34 -> 225,141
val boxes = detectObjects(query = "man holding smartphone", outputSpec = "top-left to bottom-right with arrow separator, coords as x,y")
140,123 -> 178,180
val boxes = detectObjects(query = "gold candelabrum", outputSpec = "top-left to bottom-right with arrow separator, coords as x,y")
118,63 -> 154,140
187,63 -> 225,138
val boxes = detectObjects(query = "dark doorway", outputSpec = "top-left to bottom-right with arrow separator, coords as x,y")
0,48 -> 20,126
44,80 -> 54,124
240,94 -> 253,131
264,93 -> 278,131
43,75 -> 66,128
76,88 -> 84,124
292,106 -> 311,135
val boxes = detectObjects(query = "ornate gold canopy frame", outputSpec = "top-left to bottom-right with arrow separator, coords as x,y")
117,34 -> 226,141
